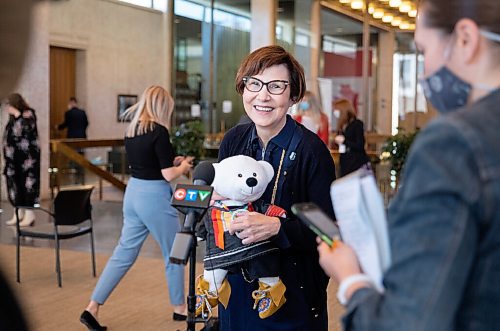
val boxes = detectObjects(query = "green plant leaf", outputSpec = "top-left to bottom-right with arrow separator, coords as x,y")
381,127 -> 419,175
171,120 -> 205,160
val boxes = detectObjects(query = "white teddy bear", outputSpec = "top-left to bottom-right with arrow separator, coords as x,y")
195,155 -> 287,319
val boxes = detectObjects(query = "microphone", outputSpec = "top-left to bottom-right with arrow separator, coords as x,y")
182,162 -> 215,230
170,161 -> 215,264
192,161 -> 215,186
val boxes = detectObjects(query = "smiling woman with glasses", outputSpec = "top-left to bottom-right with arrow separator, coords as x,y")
199,45 -> 336,331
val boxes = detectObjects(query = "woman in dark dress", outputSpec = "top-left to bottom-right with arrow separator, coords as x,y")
333,98 -> 369,177
2,93 -> 40,227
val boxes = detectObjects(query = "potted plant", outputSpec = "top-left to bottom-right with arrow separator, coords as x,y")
171,120 -> 205,163
380,128 -> 419,188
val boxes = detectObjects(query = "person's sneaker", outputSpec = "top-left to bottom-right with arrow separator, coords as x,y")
252,280 -> 286,319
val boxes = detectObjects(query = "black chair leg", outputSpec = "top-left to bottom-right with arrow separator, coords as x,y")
55,238 -> 62,287
16,231 -> 21,283
90,231 -> 96,277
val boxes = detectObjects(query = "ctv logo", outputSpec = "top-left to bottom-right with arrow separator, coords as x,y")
174,188 -> 211,202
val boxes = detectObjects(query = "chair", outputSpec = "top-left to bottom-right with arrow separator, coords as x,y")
15,185 -> 96,287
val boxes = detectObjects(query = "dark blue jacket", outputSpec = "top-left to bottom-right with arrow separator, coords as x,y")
218,115 -> 336,331
58,107 -> 88,138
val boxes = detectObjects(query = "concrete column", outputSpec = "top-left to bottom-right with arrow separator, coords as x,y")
361,3 -> 371,129
163,0 -> 174,93
250,0 -> 276,51
309,0 -> 321,96
376,30 -> 395,135
13,1 -> 50,199
375,31 -> 397,134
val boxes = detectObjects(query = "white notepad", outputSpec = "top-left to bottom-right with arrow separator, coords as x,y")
330,168 -> 391,291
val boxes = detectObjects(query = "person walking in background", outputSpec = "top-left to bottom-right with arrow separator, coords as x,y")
57,97 -> 88,139
2,93 -> 40,227
80,86 -> 194,331
293,90 -> 329,146
318,0 -> 500,330
333,98 -> 369,177
57,97 -> 89,183
214,45 -> 336,331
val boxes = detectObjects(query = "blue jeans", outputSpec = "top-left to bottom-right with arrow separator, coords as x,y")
91,178 -> 185,306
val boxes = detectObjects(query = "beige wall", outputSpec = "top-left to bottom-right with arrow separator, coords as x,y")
2,0 -> 170,200
49,0 -> 169,140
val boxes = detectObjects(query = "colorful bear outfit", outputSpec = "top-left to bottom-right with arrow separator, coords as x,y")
196,200 -> 287,319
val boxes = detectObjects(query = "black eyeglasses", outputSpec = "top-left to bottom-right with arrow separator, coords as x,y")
242,76 -> 289,95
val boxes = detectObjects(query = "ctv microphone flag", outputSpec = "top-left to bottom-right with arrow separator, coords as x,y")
171,183 -> 213,214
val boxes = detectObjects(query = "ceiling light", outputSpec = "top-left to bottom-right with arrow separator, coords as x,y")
368,4 -> 375,14
391,17 -> 402,26
339,0 -> 351,4
408,9 -> 417,17
351,0 -> 364,10
399,21 -> 410,30
399,1 -> 412,13
389,0 -> 401,8
373,9 -> 384,19
382,14 -> 394,23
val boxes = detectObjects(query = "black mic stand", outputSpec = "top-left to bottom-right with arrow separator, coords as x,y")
172,210 -> 217,331
185,212 -> 207,331
169,181 -> 217,331
171,161 -> 217,330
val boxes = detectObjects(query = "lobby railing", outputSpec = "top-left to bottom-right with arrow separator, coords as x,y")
50,139 -> 127,198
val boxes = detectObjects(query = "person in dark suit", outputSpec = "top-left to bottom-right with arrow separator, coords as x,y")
57,97 -> 89,183
57,97 -> 88,138
333,98 -> 369,177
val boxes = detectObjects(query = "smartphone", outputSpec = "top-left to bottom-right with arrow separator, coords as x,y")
291,202 -> 341,247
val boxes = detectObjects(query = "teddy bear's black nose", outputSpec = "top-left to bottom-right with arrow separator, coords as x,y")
246,177 -> 258,187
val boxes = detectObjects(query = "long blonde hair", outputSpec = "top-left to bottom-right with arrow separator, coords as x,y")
122,86 -> 174,138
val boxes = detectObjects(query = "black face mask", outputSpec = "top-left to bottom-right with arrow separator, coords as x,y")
420,29 -> 500,114
420,66 -> 472,114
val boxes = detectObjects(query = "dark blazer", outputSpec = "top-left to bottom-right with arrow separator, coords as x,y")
58,107 -> 88,138
217,116 -> 336,331
339,118 -> 369,177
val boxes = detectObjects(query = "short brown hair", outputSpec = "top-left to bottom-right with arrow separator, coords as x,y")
235,45 -> 305,102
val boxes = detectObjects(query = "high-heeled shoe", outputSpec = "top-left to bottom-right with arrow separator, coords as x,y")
173,312 -> 187,321
80,310 -> 107,331
19,210 -> 35,227
5,209 -> 25,226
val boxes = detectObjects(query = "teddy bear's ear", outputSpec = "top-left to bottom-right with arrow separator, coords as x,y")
258,160 -> 275,182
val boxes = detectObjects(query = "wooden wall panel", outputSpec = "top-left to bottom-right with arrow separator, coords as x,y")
50,46 -> 75,139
